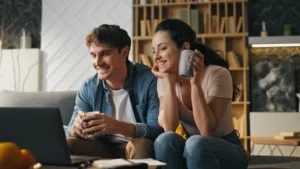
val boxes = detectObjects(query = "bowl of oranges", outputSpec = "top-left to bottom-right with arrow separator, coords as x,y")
0,142 -> 41,169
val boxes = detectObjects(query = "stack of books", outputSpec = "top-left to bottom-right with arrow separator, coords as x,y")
274,131 -> 300,140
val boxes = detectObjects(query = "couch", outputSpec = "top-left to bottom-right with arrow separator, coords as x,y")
1,90 -> 300,169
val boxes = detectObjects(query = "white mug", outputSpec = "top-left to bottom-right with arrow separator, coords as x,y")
179,50 -> 195,79
80,111 -> 99,130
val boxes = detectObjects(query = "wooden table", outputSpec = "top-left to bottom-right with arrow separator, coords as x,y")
251,137 -> 300,156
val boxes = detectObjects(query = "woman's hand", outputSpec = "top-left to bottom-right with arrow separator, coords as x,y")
152,64 -> 177,83
152,64 -> 168,79
190,49 -> 205,85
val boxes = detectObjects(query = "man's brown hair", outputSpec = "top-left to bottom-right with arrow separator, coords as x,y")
86,24 -> 131,53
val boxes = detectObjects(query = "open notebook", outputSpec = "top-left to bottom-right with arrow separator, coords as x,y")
93,158 -> 166,168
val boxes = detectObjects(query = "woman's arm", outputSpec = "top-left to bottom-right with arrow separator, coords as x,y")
191,84 -> 230,136
158,76 -> 179,131
152,65 -> 179,132
190,50 -> 231,136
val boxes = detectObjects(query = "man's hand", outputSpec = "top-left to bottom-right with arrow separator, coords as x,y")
82,113 -> 119,138
70,111 -> 87,139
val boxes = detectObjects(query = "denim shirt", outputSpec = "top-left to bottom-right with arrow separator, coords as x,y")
66,61 -> 163,141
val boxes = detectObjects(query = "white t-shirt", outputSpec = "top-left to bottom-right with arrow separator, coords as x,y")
157,65 -> 234,137
109,88 -> 135,143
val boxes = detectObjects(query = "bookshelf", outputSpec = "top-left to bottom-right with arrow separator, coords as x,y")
133,0 -> 249,150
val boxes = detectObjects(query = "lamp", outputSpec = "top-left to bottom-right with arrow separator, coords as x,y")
249,36 -> 300,48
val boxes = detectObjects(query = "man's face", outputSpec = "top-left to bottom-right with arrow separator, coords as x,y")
89,42 -> 127,80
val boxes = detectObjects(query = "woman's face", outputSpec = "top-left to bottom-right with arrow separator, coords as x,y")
152,31 -> 181,73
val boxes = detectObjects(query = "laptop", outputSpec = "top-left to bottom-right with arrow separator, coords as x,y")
0,107 -> 100,166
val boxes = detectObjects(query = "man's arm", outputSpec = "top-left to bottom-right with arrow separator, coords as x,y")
66,82 -> 93,137
135,77 -> 164,141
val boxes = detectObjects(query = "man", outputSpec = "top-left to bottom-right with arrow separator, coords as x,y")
66,24 -> 163,159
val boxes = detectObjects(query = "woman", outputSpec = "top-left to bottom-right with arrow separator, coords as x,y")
152,19 -> 248,169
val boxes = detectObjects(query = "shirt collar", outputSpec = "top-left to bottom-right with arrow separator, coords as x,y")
100,60 -> 135,91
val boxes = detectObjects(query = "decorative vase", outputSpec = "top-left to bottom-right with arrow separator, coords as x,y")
284,24 -> 291,36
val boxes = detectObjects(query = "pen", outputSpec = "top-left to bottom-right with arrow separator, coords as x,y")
78,160 -> 93,169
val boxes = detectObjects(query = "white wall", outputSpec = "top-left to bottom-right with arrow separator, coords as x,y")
41,0 -> 133,91
0,49 -> 41,91
250,112 -> 300,157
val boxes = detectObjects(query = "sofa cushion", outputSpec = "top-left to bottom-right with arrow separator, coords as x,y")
0,90 -> 77,125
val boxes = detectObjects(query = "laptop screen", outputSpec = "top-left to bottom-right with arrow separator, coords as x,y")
0,107 -> 72,165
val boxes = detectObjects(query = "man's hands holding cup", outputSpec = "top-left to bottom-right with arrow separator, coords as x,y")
72,110 -> 119,139
71,111 -> 87,139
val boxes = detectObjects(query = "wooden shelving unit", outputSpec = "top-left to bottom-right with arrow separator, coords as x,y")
133,0 -> 249,150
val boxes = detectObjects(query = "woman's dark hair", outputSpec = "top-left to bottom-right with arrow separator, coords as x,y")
155,19 -> 240,101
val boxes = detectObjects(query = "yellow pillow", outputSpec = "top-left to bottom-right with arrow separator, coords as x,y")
175,122 -> 187,140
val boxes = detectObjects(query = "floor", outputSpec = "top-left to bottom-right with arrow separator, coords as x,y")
248,156 -> 300,169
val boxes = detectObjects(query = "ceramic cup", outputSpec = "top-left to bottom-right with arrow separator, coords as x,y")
179,49 -> 195,79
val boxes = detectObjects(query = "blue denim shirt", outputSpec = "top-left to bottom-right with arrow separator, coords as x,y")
66,61 -> 163,141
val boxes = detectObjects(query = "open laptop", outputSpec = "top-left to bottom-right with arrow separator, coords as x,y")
0,107 -> 100,166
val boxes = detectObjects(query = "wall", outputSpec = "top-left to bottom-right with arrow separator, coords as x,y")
0,49 -> 41,91
248,0 -> 300,36
41,0 -> 133,91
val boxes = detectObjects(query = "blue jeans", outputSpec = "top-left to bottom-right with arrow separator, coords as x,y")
154,131 -> 248,169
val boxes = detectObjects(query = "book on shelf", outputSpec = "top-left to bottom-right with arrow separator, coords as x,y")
219,17 -> 226,33
274,135 -> 300,140
226,51 -> 241,68
146,20 -> 152,36
160,0 -> 170,3
140,0 -> 148,5
235,83 -> 243,102
140,20 -> 146,36
238,116 -> 244,137
233,117 -> 238,132
190,9 -> 200,34
179,9 -> 188,24
233,117 -> 244,136
152,19 -> 159,34
227,16 -> 235,33
211,15 -> 218,33
280,131 -> 300,137
203,12 -> 208,34
236,16 -> 243,33
139,54 -> 153,67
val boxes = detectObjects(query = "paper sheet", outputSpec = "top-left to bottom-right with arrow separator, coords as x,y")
93,159 -> 132,168
128,158 -> 166,166
93,158 -> 166,168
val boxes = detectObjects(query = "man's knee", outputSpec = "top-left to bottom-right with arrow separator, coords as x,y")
66,137 -> 84,155
126,138 -> 154,159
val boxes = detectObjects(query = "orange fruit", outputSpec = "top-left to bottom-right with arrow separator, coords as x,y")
0,142 -> 22,169
18,149 -> 37,169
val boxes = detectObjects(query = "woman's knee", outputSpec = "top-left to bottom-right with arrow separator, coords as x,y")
185,135 -> 212,153
154,132 -> 185,151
